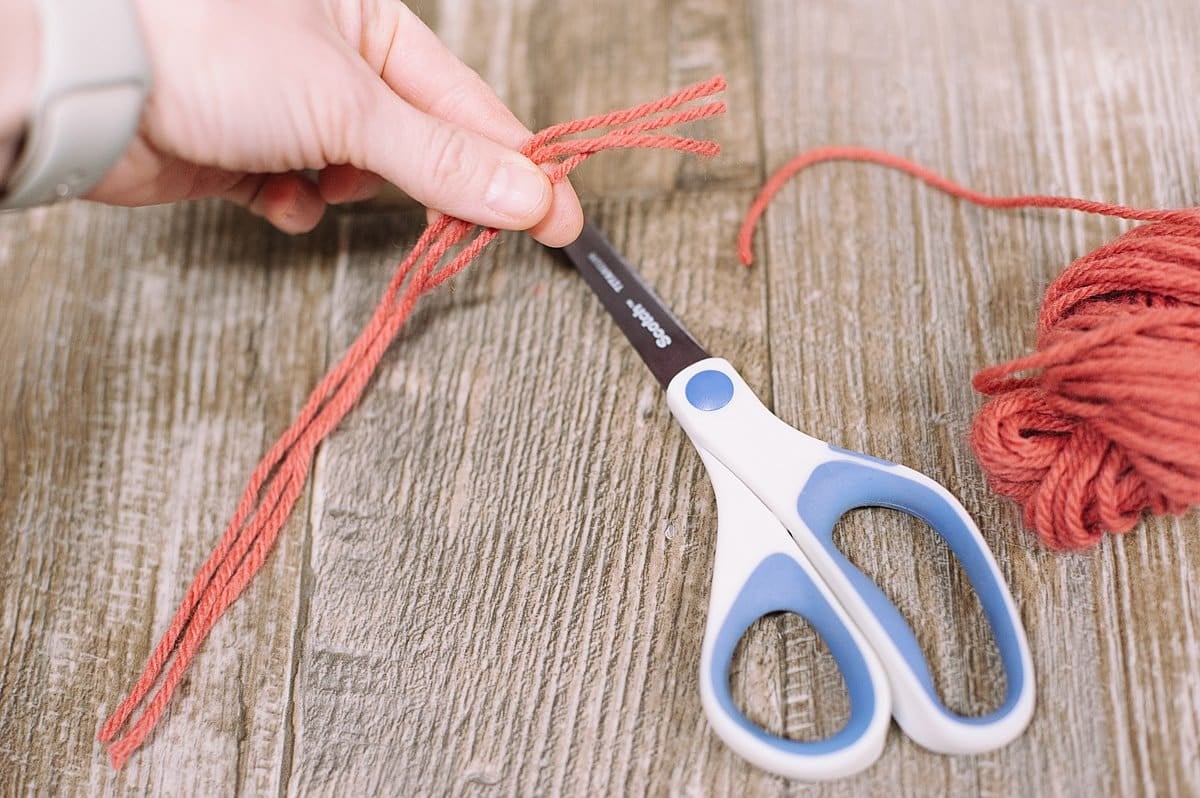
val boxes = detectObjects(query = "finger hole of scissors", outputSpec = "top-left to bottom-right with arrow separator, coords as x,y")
831,507 -> 1006,717
730,612 -> 851,743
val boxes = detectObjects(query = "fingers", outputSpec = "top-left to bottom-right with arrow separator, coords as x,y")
223,173 -> 326,234
373,4 -> 528,146
356,1 -> 583,246
527,180 -> 586,247
256,175 -> 325,233
317,164 -> 386,204
353,82 -> 555,233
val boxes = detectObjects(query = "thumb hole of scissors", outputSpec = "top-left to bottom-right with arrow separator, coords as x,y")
729,613 -> 851,742
832,507 -> 1005,717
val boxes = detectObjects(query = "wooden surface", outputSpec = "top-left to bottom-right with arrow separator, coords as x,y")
3,1 -> 1200,795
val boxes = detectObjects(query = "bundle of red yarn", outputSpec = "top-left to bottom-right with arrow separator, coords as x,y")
738,147 -> 1200,550
970,222 -> 1200,549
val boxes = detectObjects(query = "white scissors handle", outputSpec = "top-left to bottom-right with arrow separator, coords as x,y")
667,358 -> 1035,777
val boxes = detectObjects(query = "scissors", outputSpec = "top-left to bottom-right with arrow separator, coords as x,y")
558,221 -> 1035,780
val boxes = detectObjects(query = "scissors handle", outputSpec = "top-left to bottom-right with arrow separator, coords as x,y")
668,358 -> 1035,758
694,446 -> 891,780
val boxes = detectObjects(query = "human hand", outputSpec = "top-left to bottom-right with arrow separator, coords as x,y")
90,0 -> 583,244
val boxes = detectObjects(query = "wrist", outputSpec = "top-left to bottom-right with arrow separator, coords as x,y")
0,0 -> 41,183
0,0 -> 150,208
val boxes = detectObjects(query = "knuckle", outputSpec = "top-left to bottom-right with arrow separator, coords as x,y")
327,78 -> 377,164
426,81 -> 477,125
426,124 -> 476,192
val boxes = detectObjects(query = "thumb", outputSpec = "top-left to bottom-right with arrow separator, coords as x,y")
354,78 -> 552,231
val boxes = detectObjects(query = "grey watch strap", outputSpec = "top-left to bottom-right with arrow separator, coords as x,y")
0,0 -> 151,209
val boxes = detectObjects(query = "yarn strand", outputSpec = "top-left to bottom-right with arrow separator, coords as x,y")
99,76 -> 726,769
737,146 -> 1200,266
740,146 -> 1200,550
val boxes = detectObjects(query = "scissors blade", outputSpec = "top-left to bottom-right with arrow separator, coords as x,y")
561,221 -> 710,388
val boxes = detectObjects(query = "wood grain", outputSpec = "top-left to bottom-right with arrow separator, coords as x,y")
2,0 -> 1200,795
0,203 -> 341,796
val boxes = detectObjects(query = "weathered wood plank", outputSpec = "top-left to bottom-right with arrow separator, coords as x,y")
3,0 -> 1200,795
0,202 -> 339,796
283,190 -> 773,797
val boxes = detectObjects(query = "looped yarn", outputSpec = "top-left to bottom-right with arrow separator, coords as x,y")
738,146 -> 1200,550
98,76 -> 727,769
971,222 -> 1200,549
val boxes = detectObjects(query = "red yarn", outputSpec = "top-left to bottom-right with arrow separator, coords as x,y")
739,147 -> 1200,550
98,76 -> 727,769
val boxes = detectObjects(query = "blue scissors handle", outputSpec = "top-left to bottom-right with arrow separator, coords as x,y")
670,358 -> 1035,775
795,451 -> 1033,744
694,447 -> 891,779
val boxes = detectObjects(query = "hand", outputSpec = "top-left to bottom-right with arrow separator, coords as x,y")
89,0 -> 583,244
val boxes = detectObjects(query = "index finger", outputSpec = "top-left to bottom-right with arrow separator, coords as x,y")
354,0 -> 583,246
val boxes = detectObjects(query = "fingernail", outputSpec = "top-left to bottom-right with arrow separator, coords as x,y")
485,160 -> 549,221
